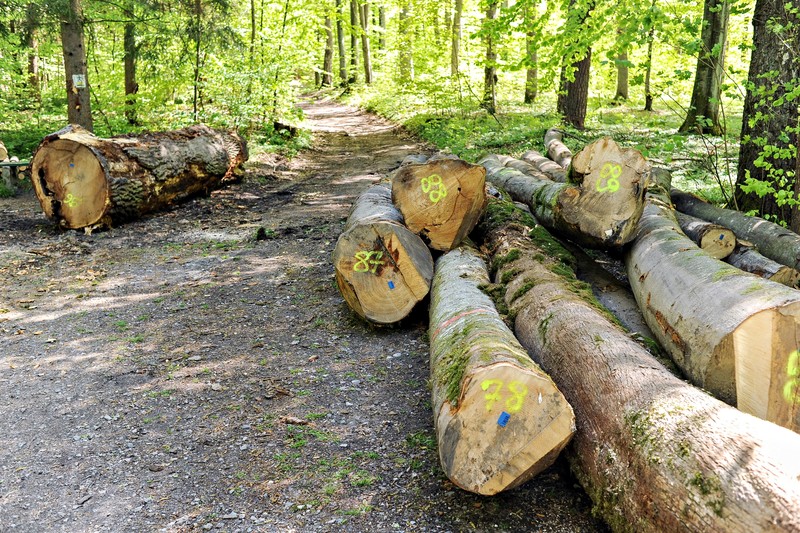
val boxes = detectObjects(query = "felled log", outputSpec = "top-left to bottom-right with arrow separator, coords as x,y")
480,137 -> 648,248
332,183 -> 433,325
478,195 -> 800,532
429,243 -> 574,495
672,189 -> 800,271
626,179 -> 800,432
675,211 -> 735,259
30,124 -> 247,230
543,128 -> 572,168
494,154 -> 542,177
520,149 -> 567,181
727,241 -> 800,288
391,158 -> 487,251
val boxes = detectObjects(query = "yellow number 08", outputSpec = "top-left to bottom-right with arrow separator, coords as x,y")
421,174 -> 447,203
481,379 -> 529,414
596,162 -> 622,193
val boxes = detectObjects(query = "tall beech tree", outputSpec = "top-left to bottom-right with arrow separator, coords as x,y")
60,0 -> 93,130
678,0 -> 730,134
556,0 -> 594,129
482,0 -> 499,114
451,0 -> 462,77
735,0 -> 800,224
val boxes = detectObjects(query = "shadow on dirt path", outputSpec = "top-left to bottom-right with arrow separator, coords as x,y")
0,97 -> 607,532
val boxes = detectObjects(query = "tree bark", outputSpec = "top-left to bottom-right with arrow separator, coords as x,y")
480,137 -> 649,249
30,125 -> 247,230
349,0 -> 359,84
397,2 -> 414,82
332,183 -> 433,325
557,48 -> 591,129
358,1 -> 373,84
429,244 -> 575,495
478,194 -> 800,533
391,158 -> 487,251
451,0 -> 462,77
627,182 -> 800,432
24,3 -> 40,102
523,5 -> 537,104
60,0 -> 92,131
192,0 -> 202,122
671,188 -> 800,271
336,0 -> 347,83
520,149 -> 567,182
644,2 -> 656,112
678,0 -> 730,134
543,128 -> 573,169
482,0 -> 499,114
123,2 -> 138,125
726,241 -> 800,287
674,211 -> 735,259
614,48 -> 629,101
322,16 -> 334,86
735,0 -> 800,221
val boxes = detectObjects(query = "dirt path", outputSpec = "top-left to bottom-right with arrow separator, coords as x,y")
0,98 -> 606,532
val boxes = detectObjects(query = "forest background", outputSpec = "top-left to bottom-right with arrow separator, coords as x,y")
0,0 -> 798,226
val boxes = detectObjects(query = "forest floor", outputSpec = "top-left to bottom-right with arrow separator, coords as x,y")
0,97 -> 607,532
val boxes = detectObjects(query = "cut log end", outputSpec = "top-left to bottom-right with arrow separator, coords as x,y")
698,229 -> 736,259
439,362 -> 574,495
734,303 -> 800,433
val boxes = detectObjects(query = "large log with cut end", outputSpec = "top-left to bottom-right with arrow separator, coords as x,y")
727,241 -> 800,288
391,158 -> 487,251
332,183 -> 433,325
480,137 -> 648,248
675,211 -> 735,259
478,197 -> 800,532
30,124 -> 247,230
671,189 -> 800,270
429,243 -> 574,495
626,193 -> 800,432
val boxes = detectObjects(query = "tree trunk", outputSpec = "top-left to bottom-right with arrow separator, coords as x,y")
192,0 -> 202,122
627,179 -> 800,432
378,6 -> 385,49
478,194 -> 800,533
520,149 -> 567,182
24,3 -> 40,102
322,16 -> 334,86
614,48 -> 629,101
332,183 -> 433,325
359,1 -> 373,84
397,2 -> 414,82
429,244 -> 575,495
60,0 -> 92,131
493,154 -> 542,178
674,211 -> 735,259
644,6 -> 655,112
726,241 -> 800,287
123,2 -> 138,125
349,0 -> 359,84
482,0 -> 498,114
671,188 -> 800,271
391,158 -> 487,251
735,0 -> 800,221
543,128 -> 573,169
523,5 -> 537,104
451,0 -> 462,77
557,48 -> 591,129
480,137 -> 649,249
336,0 -> 347,83
678,0 -> 730,134
30,125 -> 247,231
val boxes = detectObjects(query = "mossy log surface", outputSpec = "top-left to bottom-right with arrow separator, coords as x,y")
332,183 -> 433,325
726,241 -> 800,288
30,124 -> 247,230
480,137 -> 648,248
672,189 -> 800,271
478,195 -> 800,532
429,244 -> 574,495
391,158 -> 487,251
626,195 -> 800,432
675,211 -> 735,259
520,149 -> 567,181
543,128 -> 573,169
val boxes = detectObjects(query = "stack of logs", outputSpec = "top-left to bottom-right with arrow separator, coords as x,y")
334,128 -> 800,530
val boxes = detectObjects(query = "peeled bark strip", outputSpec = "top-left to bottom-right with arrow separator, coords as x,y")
675,211 -> 735,259
479,197 -> 800,532
429,244 -> 574,495
626,195 -> 800,432
543,128 -> 572,168
727,241 -> 800,288
332,183 -> 433,325
480,137 -> 648,248
391,158 -> 487,251
672,189 -> 800,270
31,124 -> 247,230
520,149 -> 567,181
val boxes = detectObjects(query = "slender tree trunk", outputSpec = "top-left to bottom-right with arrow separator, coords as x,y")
644,29 -> 654,110
60,0 -> 92,131
523,5 -> 537,104
247,0 -> 256,96
349,0 -> 359,84
123,3 -> 138,125
359,1 -> 373,84
557,49 -> 591,129
678,0 -> 730,134
192,0 -> 202,122
451,0 -> 462,77
24,3 -> 40,102
378,6 -> 385,49
735,0 -> 800,221
793,132 -> 800,233
482,0 -> 498,114
336,0 -> 347,83
322,16 -> 334,86
398,2 -> 413,82
614,48 -> 629,101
